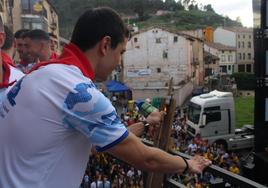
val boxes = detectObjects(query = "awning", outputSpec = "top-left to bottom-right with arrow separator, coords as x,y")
106,80 -> 129,92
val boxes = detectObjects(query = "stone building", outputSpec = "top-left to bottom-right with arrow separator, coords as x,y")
122,28 -> 200,106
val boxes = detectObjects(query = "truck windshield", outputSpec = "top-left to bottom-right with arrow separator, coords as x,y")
188,102 -> 201,124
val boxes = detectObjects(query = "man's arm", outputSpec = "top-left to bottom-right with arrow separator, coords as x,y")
107,132 -> 211,174
0,59 -> 3,84
127,122 -> 146,137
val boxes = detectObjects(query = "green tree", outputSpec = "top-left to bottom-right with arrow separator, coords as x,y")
204,4 -> 215,12
131,0 -> 145,20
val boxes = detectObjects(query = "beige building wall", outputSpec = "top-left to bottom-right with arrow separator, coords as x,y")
214,27 -> 254,73
0,0 -> 22,32
12,0 -> 22,32
191,39 -> 204,86
0,0 -> 59,36
123,28 -> 196,106
219,50 -> 236,75
236,31 -> 254,73
0,0 -> 8,26
204,42 -> 236,75
123,28 -> 192,89
42,0 -> 60,51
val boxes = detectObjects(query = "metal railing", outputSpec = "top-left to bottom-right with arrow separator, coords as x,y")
142,139 -> 267,188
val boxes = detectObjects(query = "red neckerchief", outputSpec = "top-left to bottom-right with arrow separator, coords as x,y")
50,51 -> 58,60
19,59 -> 28,66
0,57 -> 16,89
30,43 -> 95,80
2,52 -> 16,67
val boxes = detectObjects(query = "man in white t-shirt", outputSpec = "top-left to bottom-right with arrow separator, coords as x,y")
0,7 -> 210,188
0,19 -> 24,111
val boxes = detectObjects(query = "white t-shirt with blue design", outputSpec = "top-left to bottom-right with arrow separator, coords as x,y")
0,66 -> 24,117
0,64 -> 128,188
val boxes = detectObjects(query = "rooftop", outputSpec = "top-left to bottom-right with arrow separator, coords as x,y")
205,41 -> 236,51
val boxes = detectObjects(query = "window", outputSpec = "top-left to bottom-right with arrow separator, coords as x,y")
43,7 -> 48,18
228,55 -> 233,62
243,53 -> 245,60
188,102 -> 201,124
238,34 -> 240,38
21,0 -> 29,10
162,51 -> 168,59
249,35 -> 252,39
242,41 -> 245,48
221,55 -> 226,62
32,22 -> 42,29
156,38 -> 161,43
221,66 -> 227,73
238,64 -> 245,72
174,36 -> 178,42
228,65 -> 231,70
238,42 -> 240,48
21,0 -> 40,13
205,68 -> 212,76
238,53 -> 241,60
248,41 -> 251,48
246,64 -> 252,72
243,34 -> 245,38
204,106 -> 221,124
134,37 -> 138,43
157,68 -> 161,73
23,22 -> 30,29
248,53 -> 252,60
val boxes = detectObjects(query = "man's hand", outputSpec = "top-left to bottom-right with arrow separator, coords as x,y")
146,111 -> 165,126
187,155 -> 212,174
146,111 -> 166,138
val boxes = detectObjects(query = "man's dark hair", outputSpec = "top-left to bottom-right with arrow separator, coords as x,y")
71,7 -> 129,51
14,29 -> 30,39
49,32 -> 57,39
22,29 -> 49,41
2,25 -> 14,50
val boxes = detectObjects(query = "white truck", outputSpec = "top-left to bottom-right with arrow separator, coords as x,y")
187,90 -> 254,150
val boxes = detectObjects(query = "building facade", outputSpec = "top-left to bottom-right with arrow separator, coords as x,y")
204,42 -> 236,75
0,0 -> 60,51
122,28 -> 195,106
214,27 -> 254,73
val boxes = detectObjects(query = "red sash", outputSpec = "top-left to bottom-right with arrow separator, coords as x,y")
30,43 -> 95,80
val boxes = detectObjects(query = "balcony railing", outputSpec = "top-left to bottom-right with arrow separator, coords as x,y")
141,139 -> 267,188
164,150 -> 267,188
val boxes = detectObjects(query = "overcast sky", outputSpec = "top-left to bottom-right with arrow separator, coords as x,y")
194,0 -> 253,27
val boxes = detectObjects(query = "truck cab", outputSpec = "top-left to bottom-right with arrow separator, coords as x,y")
187,90 -> 236,149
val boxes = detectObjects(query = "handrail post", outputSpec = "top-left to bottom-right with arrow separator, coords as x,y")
146,98 -> 176,188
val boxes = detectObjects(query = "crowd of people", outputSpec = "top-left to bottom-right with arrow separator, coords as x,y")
81,154 -> 144,188
77,103 -> 242,188
9,27 -> 58,74
171,115 -> 241,175
0,20 -> 59,102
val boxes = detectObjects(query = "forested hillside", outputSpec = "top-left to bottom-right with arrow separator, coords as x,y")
50,0 -> 242,39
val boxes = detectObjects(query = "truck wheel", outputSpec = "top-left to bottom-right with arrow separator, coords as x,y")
215,140 -> 228,151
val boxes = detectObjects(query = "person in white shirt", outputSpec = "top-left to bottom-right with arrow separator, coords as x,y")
0,7 -> 210,188
0,19 -> 24,110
